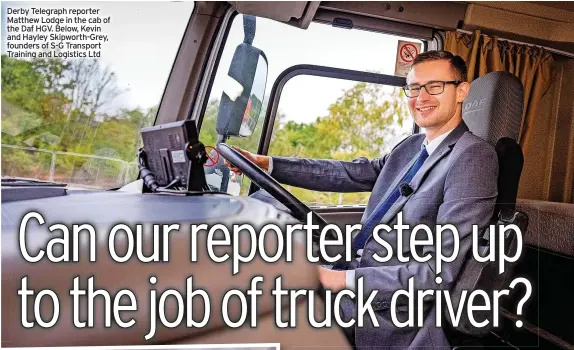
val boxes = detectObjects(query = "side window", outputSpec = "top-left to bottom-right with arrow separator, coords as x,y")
269,75 -> 413,206
1,2 -> 195,189
200,13 -> 421,199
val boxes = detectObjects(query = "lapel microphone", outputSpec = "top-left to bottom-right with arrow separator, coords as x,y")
400,183 -> 414,196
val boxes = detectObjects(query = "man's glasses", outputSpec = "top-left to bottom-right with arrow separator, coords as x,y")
402,80 -> 462,98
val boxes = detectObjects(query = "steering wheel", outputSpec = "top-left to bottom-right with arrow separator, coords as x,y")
218,143 -> 350,307
217,143 -> 335,243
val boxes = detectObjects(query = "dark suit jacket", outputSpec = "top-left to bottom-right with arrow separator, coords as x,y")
269,121 -> 499,349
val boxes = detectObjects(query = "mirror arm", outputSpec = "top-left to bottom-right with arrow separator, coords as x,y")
243,15 -> 256,45
215,134 -> 231,192
216,134 -> 228,144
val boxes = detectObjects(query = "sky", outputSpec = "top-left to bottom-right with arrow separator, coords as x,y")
1,1 -> 195,114
211,13 -> 422,124
1,1 -> 422,125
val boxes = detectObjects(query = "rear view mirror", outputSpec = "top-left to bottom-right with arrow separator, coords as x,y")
216,15 -> 268,138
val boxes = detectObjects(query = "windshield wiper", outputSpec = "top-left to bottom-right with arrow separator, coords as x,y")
1,177 -> 67,187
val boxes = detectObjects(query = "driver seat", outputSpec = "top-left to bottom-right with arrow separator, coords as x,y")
444,71 -> 529,347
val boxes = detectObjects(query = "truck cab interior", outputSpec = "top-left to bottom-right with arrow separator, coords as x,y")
2,1 -> 573,349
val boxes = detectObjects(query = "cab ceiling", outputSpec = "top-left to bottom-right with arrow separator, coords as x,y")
229,1 -> 574,55
462,1 -> 574,54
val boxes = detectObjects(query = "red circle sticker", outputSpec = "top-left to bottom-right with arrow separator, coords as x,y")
204,146 -> 220,167
400,43 -> 418,62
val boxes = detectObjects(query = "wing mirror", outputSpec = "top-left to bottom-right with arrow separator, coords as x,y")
215,15 -> 268,139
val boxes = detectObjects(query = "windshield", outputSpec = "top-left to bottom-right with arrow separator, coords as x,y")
1,1 -> 195,189
201,14 -> 419,204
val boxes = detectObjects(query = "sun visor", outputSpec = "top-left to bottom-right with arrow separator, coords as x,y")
228,1 -> 320,29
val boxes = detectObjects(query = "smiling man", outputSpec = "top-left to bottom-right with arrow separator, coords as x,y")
226,50 -> 499,348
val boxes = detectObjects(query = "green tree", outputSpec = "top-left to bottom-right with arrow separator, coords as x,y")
198,82 -> 410,203
267,83 -> 410,205
2,54 -> 410,195
1,55 -> 155,187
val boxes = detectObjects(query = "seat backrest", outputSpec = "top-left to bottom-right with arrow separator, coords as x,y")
445,71 -> 529,337
462,71 -> 525,220
461,71 -> 523,145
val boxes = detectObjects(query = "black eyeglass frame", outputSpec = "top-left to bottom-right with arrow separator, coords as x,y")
402,80 -> 463,97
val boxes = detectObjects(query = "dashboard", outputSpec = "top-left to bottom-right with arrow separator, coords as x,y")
2,184 -> 300,256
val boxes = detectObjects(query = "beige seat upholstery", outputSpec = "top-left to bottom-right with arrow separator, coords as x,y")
2,223 -> 351,349
516,198 -> 574,256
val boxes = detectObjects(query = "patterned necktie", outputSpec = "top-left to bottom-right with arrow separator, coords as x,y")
353,146 -> 430,251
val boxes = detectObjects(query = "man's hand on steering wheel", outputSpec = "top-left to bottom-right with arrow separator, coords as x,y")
217,143 -> 346,266
224,146 -> 270,175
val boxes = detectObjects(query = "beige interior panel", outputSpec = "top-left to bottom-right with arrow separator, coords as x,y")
462,3 -> 574,47
318,1 -> 467,30
516,199 -> 574,256
229,1 -> 320,28
468,1 -> 574,23
313,9 -> 434,40
157,1 -> 230,124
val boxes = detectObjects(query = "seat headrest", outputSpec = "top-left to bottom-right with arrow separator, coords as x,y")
462,71 -> 524,146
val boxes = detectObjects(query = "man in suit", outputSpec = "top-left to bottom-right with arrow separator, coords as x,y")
226,50 -> 499,348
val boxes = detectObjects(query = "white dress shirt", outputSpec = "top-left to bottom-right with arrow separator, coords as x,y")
267,157 -> 274,174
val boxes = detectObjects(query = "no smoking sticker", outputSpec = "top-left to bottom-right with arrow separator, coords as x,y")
394,41 -> 422,77
400,43 -> 418,62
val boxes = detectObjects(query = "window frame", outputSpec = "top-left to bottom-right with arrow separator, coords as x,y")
191,9 -> 239,130
155,2 -> 236,127
256,64 -> 410,155
250,64 -> 412,200
186,9 -> 437,200
189,9 -> 436,133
